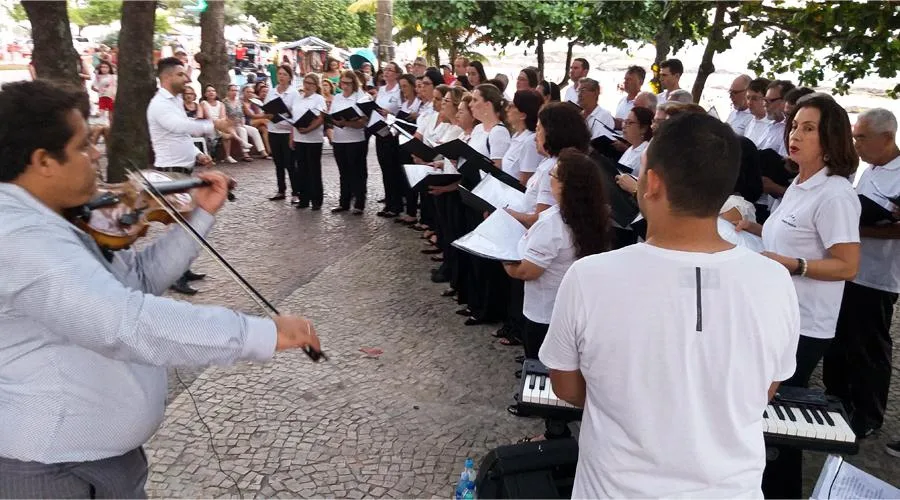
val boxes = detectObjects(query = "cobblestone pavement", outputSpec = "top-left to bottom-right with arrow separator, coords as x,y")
143,143 -> 899,497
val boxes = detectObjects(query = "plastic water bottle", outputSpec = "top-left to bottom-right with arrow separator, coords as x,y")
454,457 -> 477,499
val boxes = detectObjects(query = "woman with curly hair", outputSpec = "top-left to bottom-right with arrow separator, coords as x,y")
503,147 -> 611,439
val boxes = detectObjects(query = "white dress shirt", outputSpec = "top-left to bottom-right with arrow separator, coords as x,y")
585,105 -> 616,140
854,155 -> 900,293
615,95 -> 636,120
0,183 -> 276,463
727,107 -> 753,136
518,205 -> 577,324
147,88 -> 214,168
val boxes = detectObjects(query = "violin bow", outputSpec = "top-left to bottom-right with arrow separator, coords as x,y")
127,166 -> 327,362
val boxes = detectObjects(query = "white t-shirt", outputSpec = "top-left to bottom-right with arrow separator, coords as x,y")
376,83 -> 401,116
468,123 -> 511,160
757,120 -> 787,156
415,102 -> 435,135
727,107 -> 754,137
399,97 -> 421,115
518,205 -> 576,323
656,89 -> 669,105
329,90 -> 368,144
264,85 -> 298,134
618,140 -> 648,175
501,130 -> 537,179
744,117 -> 772,149
854,155 -> 900,293
290,92 -> 326,143
523,156 -> 557,212
762,167 -> 861,339
564,84 -> 578,105
539,243 -> 800,499
585,105 -> 616,140
615,95 -> 635,120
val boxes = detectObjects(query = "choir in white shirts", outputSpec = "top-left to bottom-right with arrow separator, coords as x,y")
501,130 -> 539,180
853,155 -> 900,292
264,86 -> 298,134
617,141 -> 649,175
375,83 -> 402,116
727,107 -> 754,137
761,167 -> 861,340
467,123 -> 511,162
615,95 -> 635,121
564,85 -> 578,105
329,91 -> 368,144
290,92 -> 327,143
522,156 -> 558,213
744,117 -> 772,149
585,105 -> 616,140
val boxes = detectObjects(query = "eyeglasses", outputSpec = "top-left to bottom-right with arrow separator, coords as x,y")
442,97 -> 453,103
623,120 -> 638,127
747,95 -> 763,102
340,80 -> 355,84
764,97 -> 783,104
728,88 -> 747,95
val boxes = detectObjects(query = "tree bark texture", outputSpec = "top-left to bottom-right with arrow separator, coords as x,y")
197,0 -> 229,97
535,36 -> 545,82
691,2 -> 728,103
376,0 -> 395,67
557,39 -> 578,87
106,0 -> 157,182
22,1 -> 82,87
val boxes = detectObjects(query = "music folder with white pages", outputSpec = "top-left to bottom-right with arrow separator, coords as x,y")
459,173 -> 527,214
811,454 -> 899,499
402,164 -> 461,191
452,208 -> 525,262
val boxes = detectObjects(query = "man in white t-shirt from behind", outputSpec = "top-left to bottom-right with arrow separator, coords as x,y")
539,113 -> 800,498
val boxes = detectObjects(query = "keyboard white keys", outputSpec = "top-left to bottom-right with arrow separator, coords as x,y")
827,411 -> 857,443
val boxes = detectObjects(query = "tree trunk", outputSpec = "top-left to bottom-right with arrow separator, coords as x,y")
375,0 -> 394,68
535,36 -> 545,82
197,0 -> 229,97
22,1 -> 81,86
557,39 -> 578,87
106,1 -> 157,182
691,2 -> 728,103
649,22 -> 672,95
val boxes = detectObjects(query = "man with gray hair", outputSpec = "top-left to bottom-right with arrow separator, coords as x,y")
577,77 -> 616,140
824,108 -> 900,450
633,91 -> 658,113
666,89 -> 693,104
726,74 -> 753,136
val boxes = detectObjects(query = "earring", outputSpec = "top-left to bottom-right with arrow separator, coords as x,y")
823,154 -> 830,163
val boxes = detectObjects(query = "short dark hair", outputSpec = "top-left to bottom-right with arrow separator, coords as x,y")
0,80 -> 89,182
520,67 -> 539,88
423,68 -> 443,87
539,102 -> 590,157
783,86 -> 814,105
157,56 -> 184,77
767,79 -> 795,97
513,90 -> 542,132
748,77 -> 770,95
645,113 -> 741,217
784,93 -> 858,178
630,106 -> 654,142
626,65 -> 646,82
540,80 -> 560,102
573,58 -> 590,72
660,59 -> 683,75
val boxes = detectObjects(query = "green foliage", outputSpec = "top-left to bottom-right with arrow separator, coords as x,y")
242,0 -> 374,47
68,0 -> 122,33
165,0 -> 245,27
743,1 -> 900,97
394,0 -> 484,62
5,2 -> 28,23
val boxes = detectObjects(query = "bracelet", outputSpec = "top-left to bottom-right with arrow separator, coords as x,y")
799,257 -> 808,277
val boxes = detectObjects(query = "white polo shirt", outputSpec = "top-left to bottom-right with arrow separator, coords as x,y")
264,85 -> 298,134
727,107 -> 754,137
585,105 -> 616,140
757,120 -> 787,156
290,92 -> 326,143
564,84 -> 579,105
414,102 -> 435,136
618,140 -> 649,175
375,83 -> 401,116
518,205 -> 576,324
501,130 -> 537,179
523,156 -> 557,212
762,167 -> 861,339
744,117 -> 772,149
854,155 -> 900,293
468,123 -> 510,161
539,243 -> 799,499
399,97 -> 421,116
615,95 -> 636,120
329,90 -> 368,144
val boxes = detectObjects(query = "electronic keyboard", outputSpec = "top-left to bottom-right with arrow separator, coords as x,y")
514,359 -> 858,455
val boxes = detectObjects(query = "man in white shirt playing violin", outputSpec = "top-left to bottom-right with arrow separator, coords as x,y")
0,78 -> 322,498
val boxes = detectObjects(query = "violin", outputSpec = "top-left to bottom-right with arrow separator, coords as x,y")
69,171 -> 231,250
111,168 -> 328,362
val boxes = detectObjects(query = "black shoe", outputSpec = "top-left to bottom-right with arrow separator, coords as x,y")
440,288 -> 457,297
430,272 -> 449,283
311,205 -> 322,211
514,354 -> 525,364
268,193 -> 286,201
376,210 -> 398,218
296,203 -> 309,209
170,280 -> 198,295
377,198 -> 386,203
455,307 -> 472,316
331,207 -> 349,213
886,440 -> 900,458
421,247 -> 442,255
352,208 -> 364,215
183,270 -> 206,281
465,316 -> 487,326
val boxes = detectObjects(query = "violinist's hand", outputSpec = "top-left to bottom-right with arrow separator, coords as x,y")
273,315 -> 321,353
192,170 -> 231,215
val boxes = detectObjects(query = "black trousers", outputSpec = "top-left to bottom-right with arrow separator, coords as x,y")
294,142 -> 323,208
762,334 -> 832,499
375,136 -> 404,213
420,191 -> 436,226
522,317 -> 549,359
334,141 -> 368,210
464,207 -> 510,322
435,191 -> 469,298
824,281 -> 897,432
399,152 -> 418,218
269,132 -> 297,196
503,279 -> 525,341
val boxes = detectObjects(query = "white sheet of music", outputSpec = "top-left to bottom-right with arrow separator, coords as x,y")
402,164 -> 439,187
472,174 -> 527,212
452,208 -> 525,261
811,454 -> 900,499
708,106 -> 720,120
717,218 -> 765,252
